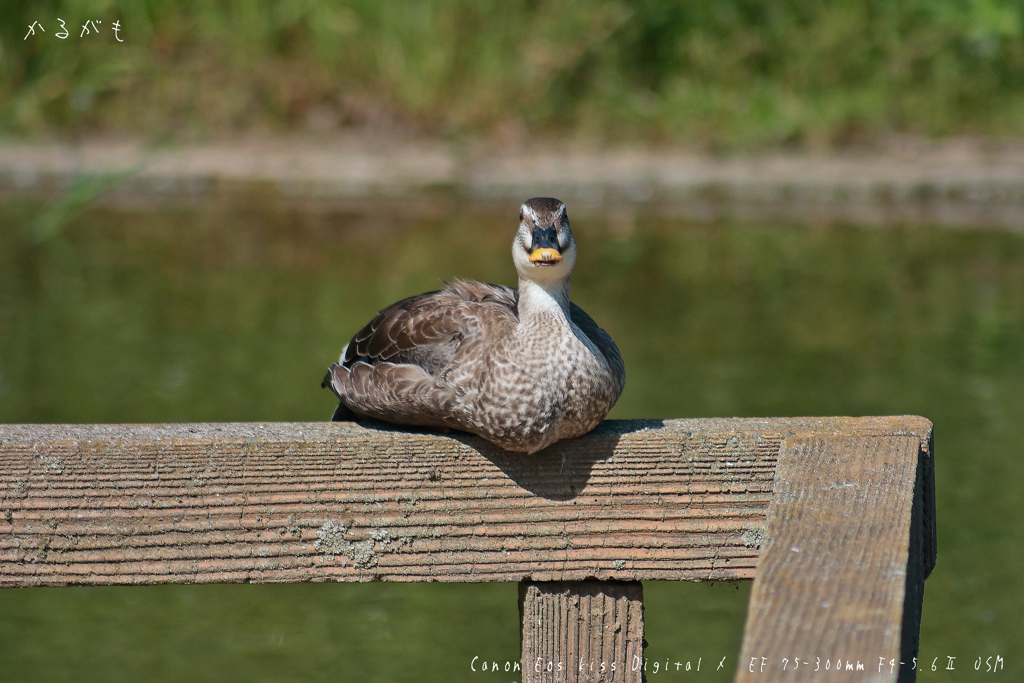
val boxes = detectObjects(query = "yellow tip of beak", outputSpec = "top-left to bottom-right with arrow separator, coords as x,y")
529,248 -> 563,264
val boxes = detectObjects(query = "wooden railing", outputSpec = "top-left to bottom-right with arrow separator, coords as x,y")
0,416 -> 934,682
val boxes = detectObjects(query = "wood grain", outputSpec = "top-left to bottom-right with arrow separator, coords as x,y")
520,581 -> 644,683
735,436 -> 931,683
0,417 -> 932,588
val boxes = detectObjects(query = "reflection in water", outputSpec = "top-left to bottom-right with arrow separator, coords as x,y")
1,196 -> 1022,681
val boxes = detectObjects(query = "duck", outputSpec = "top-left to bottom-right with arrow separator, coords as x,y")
322,197 -> 625,453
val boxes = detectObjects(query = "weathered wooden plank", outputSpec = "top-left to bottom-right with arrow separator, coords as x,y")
0,417 -> 932,587
735,435 -> 933,683
520,581 -> 644,683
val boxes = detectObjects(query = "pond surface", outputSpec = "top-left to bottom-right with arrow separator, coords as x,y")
0,195 -> 1020,681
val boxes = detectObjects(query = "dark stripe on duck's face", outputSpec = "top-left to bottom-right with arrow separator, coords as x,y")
529,225 -> 563,265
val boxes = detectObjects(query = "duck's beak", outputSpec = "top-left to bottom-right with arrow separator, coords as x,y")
529,226 -> 564,265
529,248 -> 563,264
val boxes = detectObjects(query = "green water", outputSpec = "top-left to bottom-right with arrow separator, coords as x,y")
0,196 -> 1020,681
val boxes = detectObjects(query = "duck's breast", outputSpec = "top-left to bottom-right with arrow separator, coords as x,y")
461,312 -> 619,451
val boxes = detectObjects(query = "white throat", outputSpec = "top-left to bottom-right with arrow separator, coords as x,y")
518,277 -> 571,320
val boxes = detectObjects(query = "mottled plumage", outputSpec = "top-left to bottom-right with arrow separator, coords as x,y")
323,197 -> 625,453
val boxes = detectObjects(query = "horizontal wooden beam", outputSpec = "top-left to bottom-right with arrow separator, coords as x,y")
0,417 -> 933,588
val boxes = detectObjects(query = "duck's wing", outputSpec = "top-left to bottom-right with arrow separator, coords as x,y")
570,302 -> 626,397
341,288 -> 461,375
340,280 -> 517,372
323,281 -> 518,422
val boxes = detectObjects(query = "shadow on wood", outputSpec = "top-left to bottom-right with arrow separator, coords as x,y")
460,420 -> 665,501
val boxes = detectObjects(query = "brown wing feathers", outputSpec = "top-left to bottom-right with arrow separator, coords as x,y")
346,293 -> 443,362
324,281 -> 519,420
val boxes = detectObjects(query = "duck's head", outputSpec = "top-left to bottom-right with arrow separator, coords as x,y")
512,197 -> 576,285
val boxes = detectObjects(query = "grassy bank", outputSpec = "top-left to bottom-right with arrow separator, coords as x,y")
4,0 -> 1024,148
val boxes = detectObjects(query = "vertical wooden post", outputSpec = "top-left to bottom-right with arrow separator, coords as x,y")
520,581 -> 645,683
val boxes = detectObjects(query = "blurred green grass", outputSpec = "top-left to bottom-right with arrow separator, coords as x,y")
4,0 -> 1024,148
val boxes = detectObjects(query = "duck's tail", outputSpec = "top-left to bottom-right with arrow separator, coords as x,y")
322,363 -> 358,421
